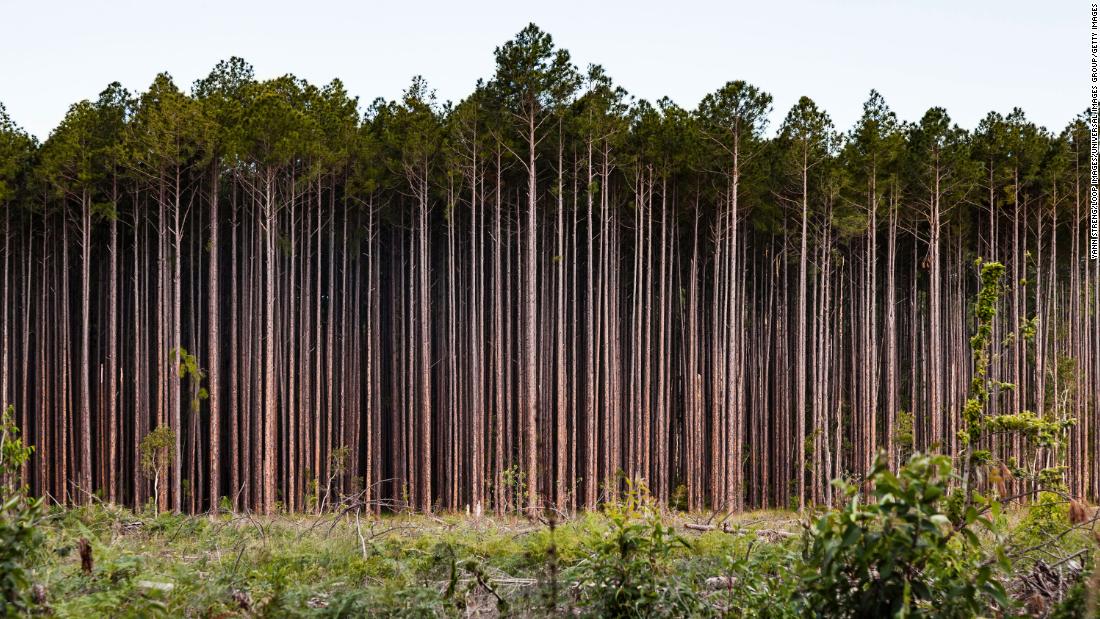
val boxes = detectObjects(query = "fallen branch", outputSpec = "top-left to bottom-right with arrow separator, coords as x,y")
704,576 -> 738,590
684,522 -> 796,540
684,522 -> 720,532
354,508 -> 367,559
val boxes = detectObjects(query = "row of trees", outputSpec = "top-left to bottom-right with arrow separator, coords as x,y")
0,24 -> 1094,514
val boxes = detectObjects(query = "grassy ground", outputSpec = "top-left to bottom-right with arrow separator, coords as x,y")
23,500 -> 1097,618
29,504 -> 799,618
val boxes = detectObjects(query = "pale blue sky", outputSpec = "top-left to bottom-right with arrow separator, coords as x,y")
0,0 -> 1080,140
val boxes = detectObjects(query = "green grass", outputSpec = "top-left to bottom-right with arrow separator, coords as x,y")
25,505 -> 799,617
19,501 -> 1097,618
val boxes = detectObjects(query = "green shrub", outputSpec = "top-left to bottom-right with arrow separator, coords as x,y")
139,426 -> 176,515
0,405 -> 43,617
570,480 -> 707,618
1014,491 -> 1069,545
670,484 -> 689,512
797,452 -> 1010,618
714,543 -> 800,618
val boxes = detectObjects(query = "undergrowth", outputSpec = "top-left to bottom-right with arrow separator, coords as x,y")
10,461 -> 1094,618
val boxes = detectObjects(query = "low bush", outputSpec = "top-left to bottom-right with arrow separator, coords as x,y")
796,452 -> 1010,618
569,480 -> 708,618
0,405 -> 43,618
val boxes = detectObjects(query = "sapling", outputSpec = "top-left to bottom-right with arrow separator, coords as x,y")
140,426 -> 176,515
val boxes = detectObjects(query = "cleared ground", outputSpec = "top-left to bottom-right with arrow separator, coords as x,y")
26,501 -> 1095,618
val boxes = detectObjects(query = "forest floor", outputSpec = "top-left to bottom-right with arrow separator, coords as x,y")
25,501 -> 1096,618
28,504 -> 797,617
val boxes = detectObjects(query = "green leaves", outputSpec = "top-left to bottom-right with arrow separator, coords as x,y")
491,23 -> 580,121
697,81 -> 772,143
570,481 -> 706,618
778,96 -> 836,158
39,100 -> 99,200
771,96 -> 838,230
235,75 -> 318,170
798,452 -> 1010,618
172,346 -> 207,415
902,106 -> 976,210
129,73 -> 210,174
377,77 -> 444,186
139,426 -> 176,480
0,406 -> 44,617
0,103 -> 36,207
958,260 -> 1075,498
573,64 -> 629,151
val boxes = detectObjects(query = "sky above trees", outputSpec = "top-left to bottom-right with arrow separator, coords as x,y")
0,0 -> 1077,141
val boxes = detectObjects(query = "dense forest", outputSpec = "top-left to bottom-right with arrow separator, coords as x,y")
0,24 -> 1093,515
